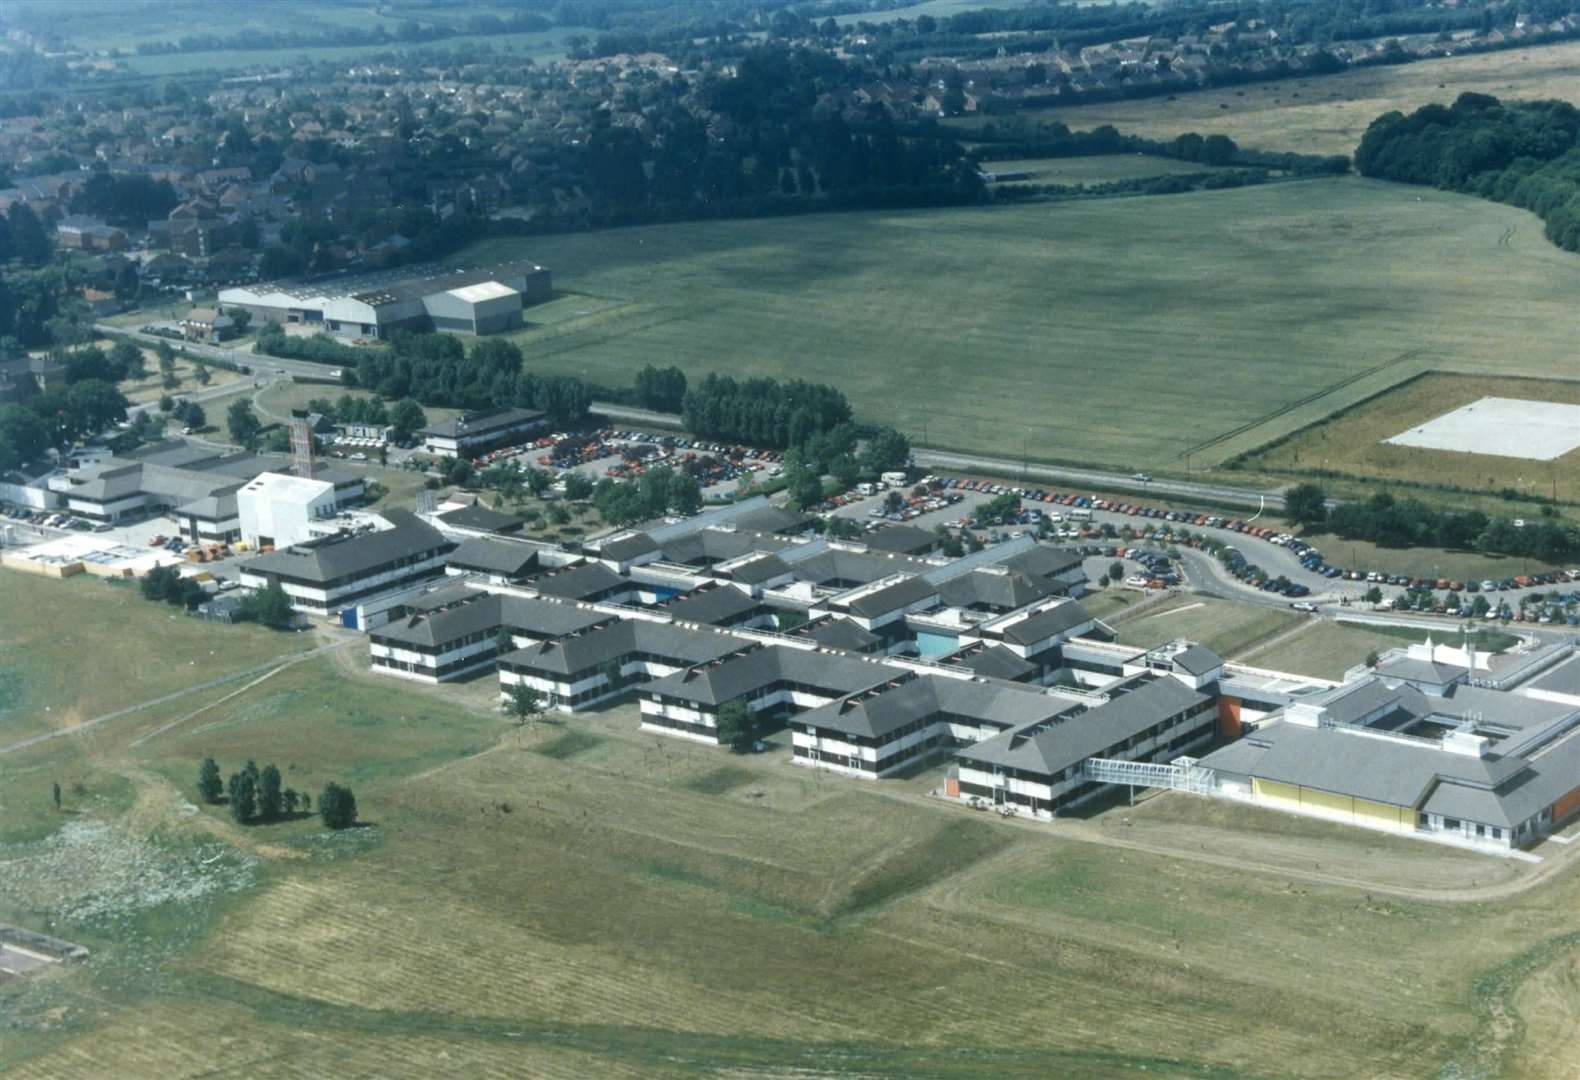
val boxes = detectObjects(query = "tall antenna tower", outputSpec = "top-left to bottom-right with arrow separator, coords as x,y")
289,409 -> 315,479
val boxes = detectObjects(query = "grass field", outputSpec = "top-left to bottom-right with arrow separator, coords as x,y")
1240,618 -> 1519,680
947,40 -> 1580,157
0,574 -> 313,746
978,154 -> 1230,184
4,579 -> 1580,1076
466,176 -> 1580,473
1237,371 -> 1580,503
1114,594 -> 1301,657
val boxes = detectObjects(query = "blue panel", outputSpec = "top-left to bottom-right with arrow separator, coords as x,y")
340,608 -> 358,629
915,631 -> 959,658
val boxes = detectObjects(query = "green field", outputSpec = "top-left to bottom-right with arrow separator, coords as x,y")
948,40 -> 1580,157
1114,594 -> 1301,658
467,177 -> 1580,473
4,574 -> 1580,1076
1240,618 -> 1519,680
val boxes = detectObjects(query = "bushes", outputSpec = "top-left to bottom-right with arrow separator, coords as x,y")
1355,94 -> 1580,253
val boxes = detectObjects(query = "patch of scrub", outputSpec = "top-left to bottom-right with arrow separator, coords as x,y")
0,819 -> 258,926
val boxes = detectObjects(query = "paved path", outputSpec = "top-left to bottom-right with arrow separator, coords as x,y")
0,640 -> 355,756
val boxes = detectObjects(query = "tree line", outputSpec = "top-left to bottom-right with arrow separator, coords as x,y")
348,334 -> 594,426
197,757 -> 358,829
1295,487 -> 1580,562
1355,93 -> 1580,252
681,373 -> 853,449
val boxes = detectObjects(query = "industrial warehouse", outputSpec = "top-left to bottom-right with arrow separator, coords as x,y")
217,259 -> 552,339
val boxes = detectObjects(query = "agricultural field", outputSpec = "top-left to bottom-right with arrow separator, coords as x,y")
1235,372 -> 1580,504
976,154 -> 1230,184
467,176 -> 1580,474
3,576 -> 1580,1077
948,40 -> 1580,157
1238,617 -> 1520,681
1113,594 -> 1301,658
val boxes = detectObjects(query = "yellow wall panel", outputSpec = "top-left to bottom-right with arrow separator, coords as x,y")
1254,779 -> 1303,807
1300,787 -> 1353,817
1353,797 -> 1408,831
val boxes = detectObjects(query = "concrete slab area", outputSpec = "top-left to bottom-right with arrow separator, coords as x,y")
1384,397 -> 1580,461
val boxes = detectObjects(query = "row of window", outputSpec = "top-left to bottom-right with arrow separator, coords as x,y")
640,711 -> 717,740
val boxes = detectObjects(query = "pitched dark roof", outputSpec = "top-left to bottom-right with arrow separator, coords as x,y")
1002,545 -> 1085,580
242,511 -> 453,584
526,561 -> 628,601
660,585 -> 764,627
447,536 -> 539,577
597,531 -> 660,561
421,406 -> 544,439
840,575 -> 938,618
436,504 -> 524,534
503,619 -> 745,677
726,553 -> 793,586
863,525 -> 938,555
644,646 -> 890,707
1172,643 -> 1224,677
994,600 -> 1095,647
793,616 -> 883,653
959,674 -> 1210,777
938,568 -> 1057,612
945,643 -> 1039,682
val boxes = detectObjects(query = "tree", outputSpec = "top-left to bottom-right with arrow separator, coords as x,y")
238,580 -> 295,628
197,757 -> 223,804
1364,585 -> 1383,604
1471,594 -> 1491,618
1285,483 -> 1328,527
227,307 -> 251,332
505,681 -> 543,727
1108,561 -> 1125,583
715,698 -> 758,753
667,470 -> 702,516
388,398 -> 427,441
319,782 -> 358,829
227,398 -> 263,450
522,467 -> 551,498
257,764 -> 283,822
563,472 -> 593,501
227,769 -> 257,824
52,781 -> 61,811
6,203 -> 49,266
786,458 -> 824,511
282,788 -> 300,815
111,340 -> 147,380
192,360 -> 211,386
860,427 -> 910,475
634,365 -> 687,412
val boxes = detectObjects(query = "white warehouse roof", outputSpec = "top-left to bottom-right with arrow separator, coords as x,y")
447,280 -> 517,303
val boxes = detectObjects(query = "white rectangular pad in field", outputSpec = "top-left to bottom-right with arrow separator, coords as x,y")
1384,397 -> 1580,460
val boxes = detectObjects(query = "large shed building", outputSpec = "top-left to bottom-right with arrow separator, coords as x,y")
218,260 -> 550,339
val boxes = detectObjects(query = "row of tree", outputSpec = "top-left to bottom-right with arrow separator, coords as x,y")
1355,94 -> 1580,252
303,393 -> 428,442
681,373 -> 853,449
0,380 -> 128,471
197,757 -> 358,829
349,335 -> 594,426
1299,488 -> 1580,561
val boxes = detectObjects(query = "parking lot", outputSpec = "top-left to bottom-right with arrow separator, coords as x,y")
470,429 -> 783,500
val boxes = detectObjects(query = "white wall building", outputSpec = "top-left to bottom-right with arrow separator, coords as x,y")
237,472 -> 338,549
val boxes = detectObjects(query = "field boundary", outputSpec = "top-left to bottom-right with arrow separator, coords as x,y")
1178,347 -> 1427,466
